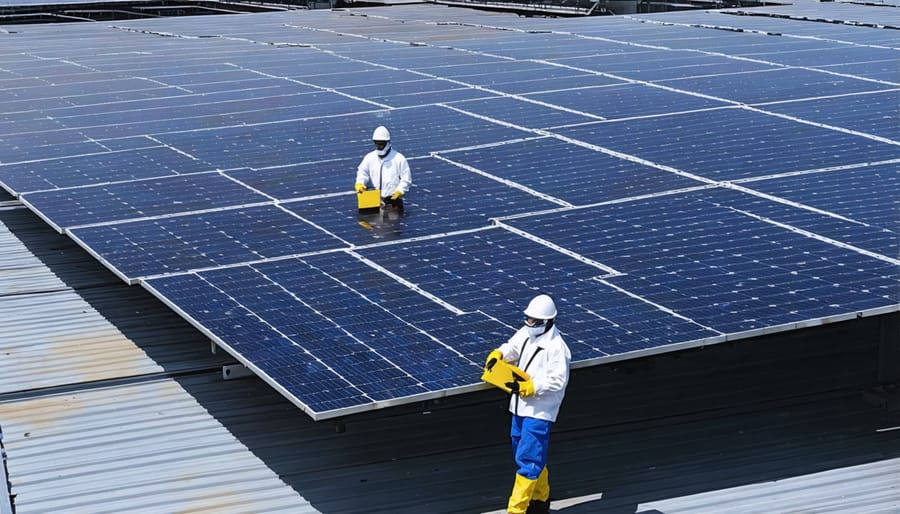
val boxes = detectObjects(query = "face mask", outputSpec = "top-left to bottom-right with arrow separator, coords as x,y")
376,142 -> 391,158
526,325 -> 545,338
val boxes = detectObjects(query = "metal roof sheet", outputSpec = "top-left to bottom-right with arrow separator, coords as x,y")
0,378 -> 318,514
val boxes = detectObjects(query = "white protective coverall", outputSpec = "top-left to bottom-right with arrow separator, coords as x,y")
355,147 -> 411,199
498,323 -> 571,422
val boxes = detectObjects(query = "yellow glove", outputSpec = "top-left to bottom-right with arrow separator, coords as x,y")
506,378 -> 535,397
355,183 -> 366,194
484,349 -> 502,371
390,190 -> 403,200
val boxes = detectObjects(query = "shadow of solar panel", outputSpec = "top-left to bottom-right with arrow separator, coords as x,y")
558,109 -> 900,181
440,137 -> 703,205
22,172 -> 270,231
505,188 -> 899,333
740,163 -> 899,257
70,204 -> 347,281
0,146 -> 213,195
281,157 -> 555,246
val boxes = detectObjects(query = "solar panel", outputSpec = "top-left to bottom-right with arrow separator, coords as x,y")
70,204 -> 347,282
556,109 -> 900,181
503,188 -> 898,332
0,146 -> 211,194
21,173 -> 269,231
2,6 -> 897,420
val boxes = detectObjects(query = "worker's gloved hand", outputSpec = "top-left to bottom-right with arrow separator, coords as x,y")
505,378 -> 535,397
355,183 -> 367,194
390,190 -> 403,201
484,349 -> 502,371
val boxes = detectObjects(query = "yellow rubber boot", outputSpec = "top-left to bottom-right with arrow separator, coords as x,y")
533,467 -> 550,502
507,473 -> 538,514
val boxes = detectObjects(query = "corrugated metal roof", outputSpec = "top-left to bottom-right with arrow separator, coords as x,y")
0,378 -> 317,514
0,205 -> 235,395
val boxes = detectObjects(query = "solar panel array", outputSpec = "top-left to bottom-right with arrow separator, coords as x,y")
2,4 -> 897,419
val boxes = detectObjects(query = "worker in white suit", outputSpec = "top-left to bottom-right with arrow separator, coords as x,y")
354,126 -> 411,212
484,294 -> 571,514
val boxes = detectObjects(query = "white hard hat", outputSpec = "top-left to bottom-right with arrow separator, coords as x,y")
372,126 -> 390,141
524,294 -> 557,320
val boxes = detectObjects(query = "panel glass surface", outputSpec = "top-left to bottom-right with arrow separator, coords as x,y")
557,109 -> 900,180
441,137 -> 703,205
526,83 -> 731,120
0,146 -> 213,194
71,205 -> 347,280
506,189 -> 898,333
22,173 -> 269,230
658,68 -> 896,104
756,90 -> 900,141
741,164 -> 899,258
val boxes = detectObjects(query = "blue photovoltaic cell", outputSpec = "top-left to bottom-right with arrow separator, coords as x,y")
226,158 -> 357,200
555,52 -> 778,82
369,87 -> 499,108
282,156 -> 555,246
255,254 -> 500,385
298,69 -> 434,88
418,60 -> 570,79
22,173 -> 269,230
812,61 -> 899,83
71,205 -> 346,280
740,164 -> 899,258
557,109 -> 900,181
338,79 -> 474,98
152,104 -> 531,169
144,272 -> 373,414
525,83 -> 730,120
75,93 -> 378,140
447,97 -> 599,129
0,77 -> 163,102
49,87 -> 318,128
658,68 -> 896,104
0,146 -> 213,195
147,256 -> 511,414
441,137 -> 702,206
359,229 -> 717,357
492,75 -> 623,96
756,90 -> 900,142
738,46 -> 900,67
506,188 -> 898,333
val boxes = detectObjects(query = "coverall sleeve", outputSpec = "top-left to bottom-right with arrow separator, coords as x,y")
356,154 -> 372,187
397,155 -> 412,194
497,330 -> 525,363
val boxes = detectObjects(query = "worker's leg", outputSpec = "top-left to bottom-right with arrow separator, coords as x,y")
508,416 -> 552,514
